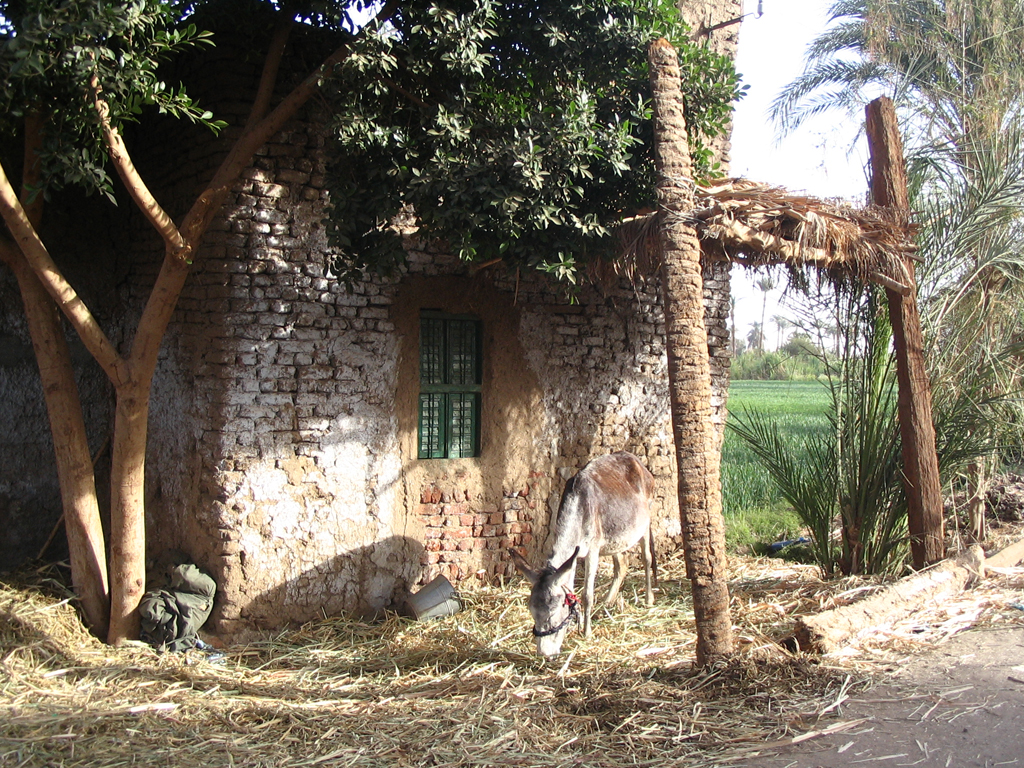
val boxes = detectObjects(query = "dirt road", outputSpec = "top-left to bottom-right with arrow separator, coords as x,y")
747,626 -> 1024,767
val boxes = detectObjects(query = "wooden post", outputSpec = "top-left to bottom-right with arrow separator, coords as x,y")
865,97 -> 945,567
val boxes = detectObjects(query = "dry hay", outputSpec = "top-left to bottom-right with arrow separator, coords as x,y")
2,546 -> 1023,768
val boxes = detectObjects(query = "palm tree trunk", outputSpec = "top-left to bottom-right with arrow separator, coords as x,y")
730,298 -> 736,356
866,97 -> 945,567
648,38 -> 733,665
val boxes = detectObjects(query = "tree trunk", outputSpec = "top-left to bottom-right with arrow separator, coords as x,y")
2,251 -> 110,636
0,113 -> 109,636
793,545 -> 984,654
866,97 -> 945,568
0,37 -> 360,644
648,38 -> 734,665
86,5 -> 396,644
106,384 -> 151,644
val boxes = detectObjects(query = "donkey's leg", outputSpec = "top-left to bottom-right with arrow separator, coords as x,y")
583,550 -> 600,637
605,553 -> 627,607
641,529 -> 654,607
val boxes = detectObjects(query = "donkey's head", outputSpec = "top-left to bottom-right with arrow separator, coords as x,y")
510,546 -> 580,657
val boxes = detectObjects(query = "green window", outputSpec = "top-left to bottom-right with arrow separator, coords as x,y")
418,312 -> 482,459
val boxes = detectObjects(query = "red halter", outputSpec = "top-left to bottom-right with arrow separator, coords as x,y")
532,590 -> 581,638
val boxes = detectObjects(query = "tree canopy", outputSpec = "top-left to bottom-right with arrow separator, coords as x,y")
0,0 -> 227,201
1,0 -> 742,285
319,0 -> 742,285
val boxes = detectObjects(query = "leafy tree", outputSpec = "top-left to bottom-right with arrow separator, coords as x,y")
322,1 -> 740,284
780,332 -> 821,359
0,0 -> 741,643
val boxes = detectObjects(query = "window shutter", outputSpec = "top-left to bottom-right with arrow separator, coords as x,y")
418,393 -> 445,459
418,313 -> 481,459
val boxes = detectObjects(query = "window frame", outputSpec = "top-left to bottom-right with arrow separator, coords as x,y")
417,311 -> 483,459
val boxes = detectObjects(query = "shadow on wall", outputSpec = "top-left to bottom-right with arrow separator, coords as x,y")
201,535 -> 427,638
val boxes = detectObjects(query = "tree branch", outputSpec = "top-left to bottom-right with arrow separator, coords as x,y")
0,161 -> 129,385
130,0 -> 400,371
244,18 -> 295,132
380,75 -> 432,110
90,76 -> 189,258
179,0 -> 401,255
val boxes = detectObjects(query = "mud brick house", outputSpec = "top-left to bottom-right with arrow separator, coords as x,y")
0,0 -> 743,638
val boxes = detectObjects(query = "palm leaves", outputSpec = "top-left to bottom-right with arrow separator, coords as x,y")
730,288 -> 906,577
772,0 -> 1024,151
744,0 -> 1024,561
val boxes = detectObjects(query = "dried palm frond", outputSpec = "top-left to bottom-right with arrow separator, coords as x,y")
609,179 -> 919,295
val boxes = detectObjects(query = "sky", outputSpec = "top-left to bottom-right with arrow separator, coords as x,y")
727,0 -> 869,347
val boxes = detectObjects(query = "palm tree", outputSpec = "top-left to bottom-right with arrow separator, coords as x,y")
647,39 -> 733,664
773,0 -> 1024,543
773,315 -> 791,351
755,276 -> 775,351
746,323 -> 762,353
772,0 -> 1024,156
914,129 -> 1024,539
731,287 -> 908,577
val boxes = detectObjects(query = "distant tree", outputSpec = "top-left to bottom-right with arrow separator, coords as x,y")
746,322 -> 762,352
781,332 -> 821,358
755,276 -> 775,351
773,314 -> 791,350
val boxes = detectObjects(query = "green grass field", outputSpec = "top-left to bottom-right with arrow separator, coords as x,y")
722,380 -> 831,552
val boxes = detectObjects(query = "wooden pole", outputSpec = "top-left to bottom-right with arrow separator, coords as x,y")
865,97 -> 945,567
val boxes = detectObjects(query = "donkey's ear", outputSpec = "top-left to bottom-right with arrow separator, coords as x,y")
509,548 -> 540,585
554,546 -> 580,578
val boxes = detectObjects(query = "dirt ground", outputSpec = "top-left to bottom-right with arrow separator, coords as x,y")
746,625 -> 1024,767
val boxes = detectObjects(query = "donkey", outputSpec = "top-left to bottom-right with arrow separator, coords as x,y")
510,451 -> 656,657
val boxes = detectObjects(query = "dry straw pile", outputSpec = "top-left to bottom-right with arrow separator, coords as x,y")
3,545 -> 1023,768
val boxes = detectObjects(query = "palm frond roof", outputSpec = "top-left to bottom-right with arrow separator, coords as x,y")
611,178 -> 918,294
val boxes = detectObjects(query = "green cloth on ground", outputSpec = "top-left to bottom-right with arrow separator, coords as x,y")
139,563 -> 216,652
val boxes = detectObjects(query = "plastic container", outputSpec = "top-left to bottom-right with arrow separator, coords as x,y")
406,575 -> 462,620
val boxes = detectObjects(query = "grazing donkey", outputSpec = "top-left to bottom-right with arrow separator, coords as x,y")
510,451 -> 655,657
